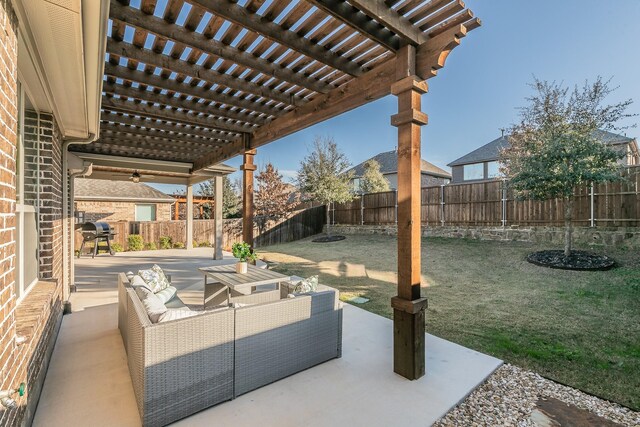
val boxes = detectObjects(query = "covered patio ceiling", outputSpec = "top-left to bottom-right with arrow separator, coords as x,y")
70,0 -> 480,171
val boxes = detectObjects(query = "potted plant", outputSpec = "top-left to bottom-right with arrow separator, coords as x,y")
231,242 -> 257,274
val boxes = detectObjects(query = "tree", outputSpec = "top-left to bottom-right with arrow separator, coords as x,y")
360,159 -> 390,194
198,176 -> 240,219
297,136 -> 353,233
255,163 -> 298,233
500,77 -> 634,256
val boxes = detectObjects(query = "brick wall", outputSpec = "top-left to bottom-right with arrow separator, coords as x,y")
0,2 -> 66,424
0,0 -> 21,425
75,200 -> 172,222
36,113 -> 64,282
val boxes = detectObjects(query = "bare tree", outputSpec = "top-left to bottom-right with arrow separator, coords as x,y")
255,163 -> 298,234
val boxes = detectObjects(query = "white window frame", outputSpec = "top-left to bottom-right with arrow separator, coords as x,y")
15,82 -> 39,303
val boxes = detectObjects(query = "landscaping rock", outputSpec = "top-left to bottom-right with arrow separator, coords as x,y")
434,364 -> 639,427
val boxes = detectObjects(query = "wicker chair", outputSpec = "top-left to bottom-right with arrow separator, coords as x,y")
118,273 -> 343,427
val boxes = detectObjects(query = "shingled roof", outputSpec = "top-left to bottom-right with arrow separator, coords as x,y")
347,150 -> 451,179
448,130 -> 636,167
74,178 -> 175,202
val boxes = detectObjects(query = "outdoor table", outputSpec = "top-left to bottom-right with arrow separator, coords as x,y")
199,263 -> 291,309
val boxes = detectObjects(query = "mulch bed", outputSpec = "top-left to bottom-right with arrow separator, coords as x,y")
527,250 -> 615,271
312,235 -> 346,243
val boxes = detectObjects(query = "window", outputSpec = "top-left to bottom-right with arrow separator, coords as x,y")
487,161 -> 502,179
352,178 -> 361,193
15,82 -> 39,301
463,163 -> 484,181
135,204 -> 157,221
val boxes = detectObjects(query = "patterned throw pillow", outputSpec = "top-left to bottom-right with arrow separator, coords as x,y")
293,275 -> 319,294
138,264 -> 171,293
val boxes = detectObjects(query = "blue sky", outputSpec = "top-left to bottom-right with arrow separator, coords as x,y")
150,0 -> 640,194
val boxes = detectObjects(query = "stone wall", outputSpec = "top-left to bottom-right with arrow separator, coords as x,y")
328,224 -> 640,249
75,200 -> 172,222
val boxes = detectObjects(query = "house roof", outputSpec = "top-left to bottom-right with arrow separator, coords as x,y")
448,130 -> 636,167
74,178 -> 175,203
346,150 -> 451,179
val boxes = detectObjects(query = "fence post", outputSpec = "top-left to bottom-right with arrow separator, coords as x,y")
361,195 -> 364,225
394,189 -> 398,224
501,179 -> 507,227
590,182 -> 595,227
440,185 -> 445,226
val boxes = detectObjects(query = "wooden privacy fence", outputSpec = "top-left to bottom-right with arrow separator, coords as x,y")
331,166 -> 640,227
75,206 -> 326,251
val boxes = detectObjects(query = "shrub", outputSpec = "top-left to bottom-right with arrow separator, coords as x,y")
173,242 -> 185,249
198,241 -> 212,247
127,234 -> 144,251
111,243 -> 123,253
159,236 -> 172,249
145,242 -> 157,250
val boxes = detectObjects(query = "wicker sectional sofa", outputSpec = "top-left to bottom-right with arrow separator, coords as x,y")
117,272 -> 343,427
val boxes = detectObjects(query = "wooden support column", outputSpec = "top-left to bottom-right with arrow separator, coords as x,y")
391,45 -> 429,380
186,184 -> 194,250
241,148 -> 257,246
214,175 -> 224,260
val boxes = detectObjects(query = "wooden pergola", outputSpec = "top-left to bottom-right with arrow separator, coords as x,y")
75,0 -> 480,380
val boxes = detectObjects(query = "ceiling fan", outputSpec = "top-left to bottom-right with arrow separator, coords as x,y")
109,170 -> 158,183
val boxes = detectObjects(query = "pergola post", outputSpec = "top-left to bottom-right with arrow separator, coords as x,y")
214,174 -> 224,260
241,148 -> 256,246
186,184 -> 194,250
391,45 -> 429,380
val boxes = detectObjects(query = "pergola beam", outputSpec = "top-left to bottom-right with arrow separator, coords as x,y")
192,25 -> 471,171
100,123 -> 230,146
189,0 -> 364,77
107,39 -> 303,107
102,96 -> 255,134
109,1 -> 331,94
97,135 -> 216,154
100,110 -> 239,141
310,0 -> 425,49
104,63 -> 276,121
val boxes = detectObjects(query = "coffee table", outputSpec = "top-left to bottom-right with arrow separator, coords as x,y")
199,263 -> 291,308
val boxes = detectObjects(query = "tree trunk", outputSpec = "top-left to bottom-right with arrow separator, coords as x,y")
564,196 -> 574,257
325,203 -> 331,236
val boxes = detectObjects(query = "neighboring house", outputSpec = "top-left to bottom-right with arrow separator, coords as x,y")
448,131 -> 639,183
346,149 -> 451,192
75,178 -> 175,222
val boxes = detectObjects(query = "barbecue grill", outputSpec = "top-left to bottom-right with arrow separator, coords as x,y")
77,222 -> 117,258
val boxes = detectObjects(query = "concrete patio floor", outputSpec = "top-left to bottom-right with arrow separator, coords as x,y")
33,248 -> 502,426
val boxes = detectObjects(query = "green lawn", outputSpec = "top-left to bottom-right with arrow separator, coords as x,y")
258,234 -> 640,410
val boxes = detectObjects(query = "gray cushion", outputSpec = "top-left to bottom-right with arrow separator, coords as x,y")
165,296 -> 188,310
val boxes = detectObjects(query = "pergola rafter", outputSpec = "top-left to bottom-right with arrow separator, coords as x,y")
77,0 -> 481,381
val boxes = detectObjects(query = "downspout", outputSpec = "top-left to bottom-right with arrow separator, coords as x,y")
62,135 -> 96,312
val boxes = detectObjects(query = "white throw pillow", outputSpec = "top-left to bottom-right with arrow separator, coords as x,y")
138,264 -> 171,293
293,275 -> 319,294
155,286 -> 177,304
158,308 -> 200,323
135,285 -> 167,323
130,275 -> 149,290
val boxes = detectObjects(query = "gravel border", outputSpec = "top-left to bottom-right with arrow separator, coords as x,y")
434,364 -> 639,426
